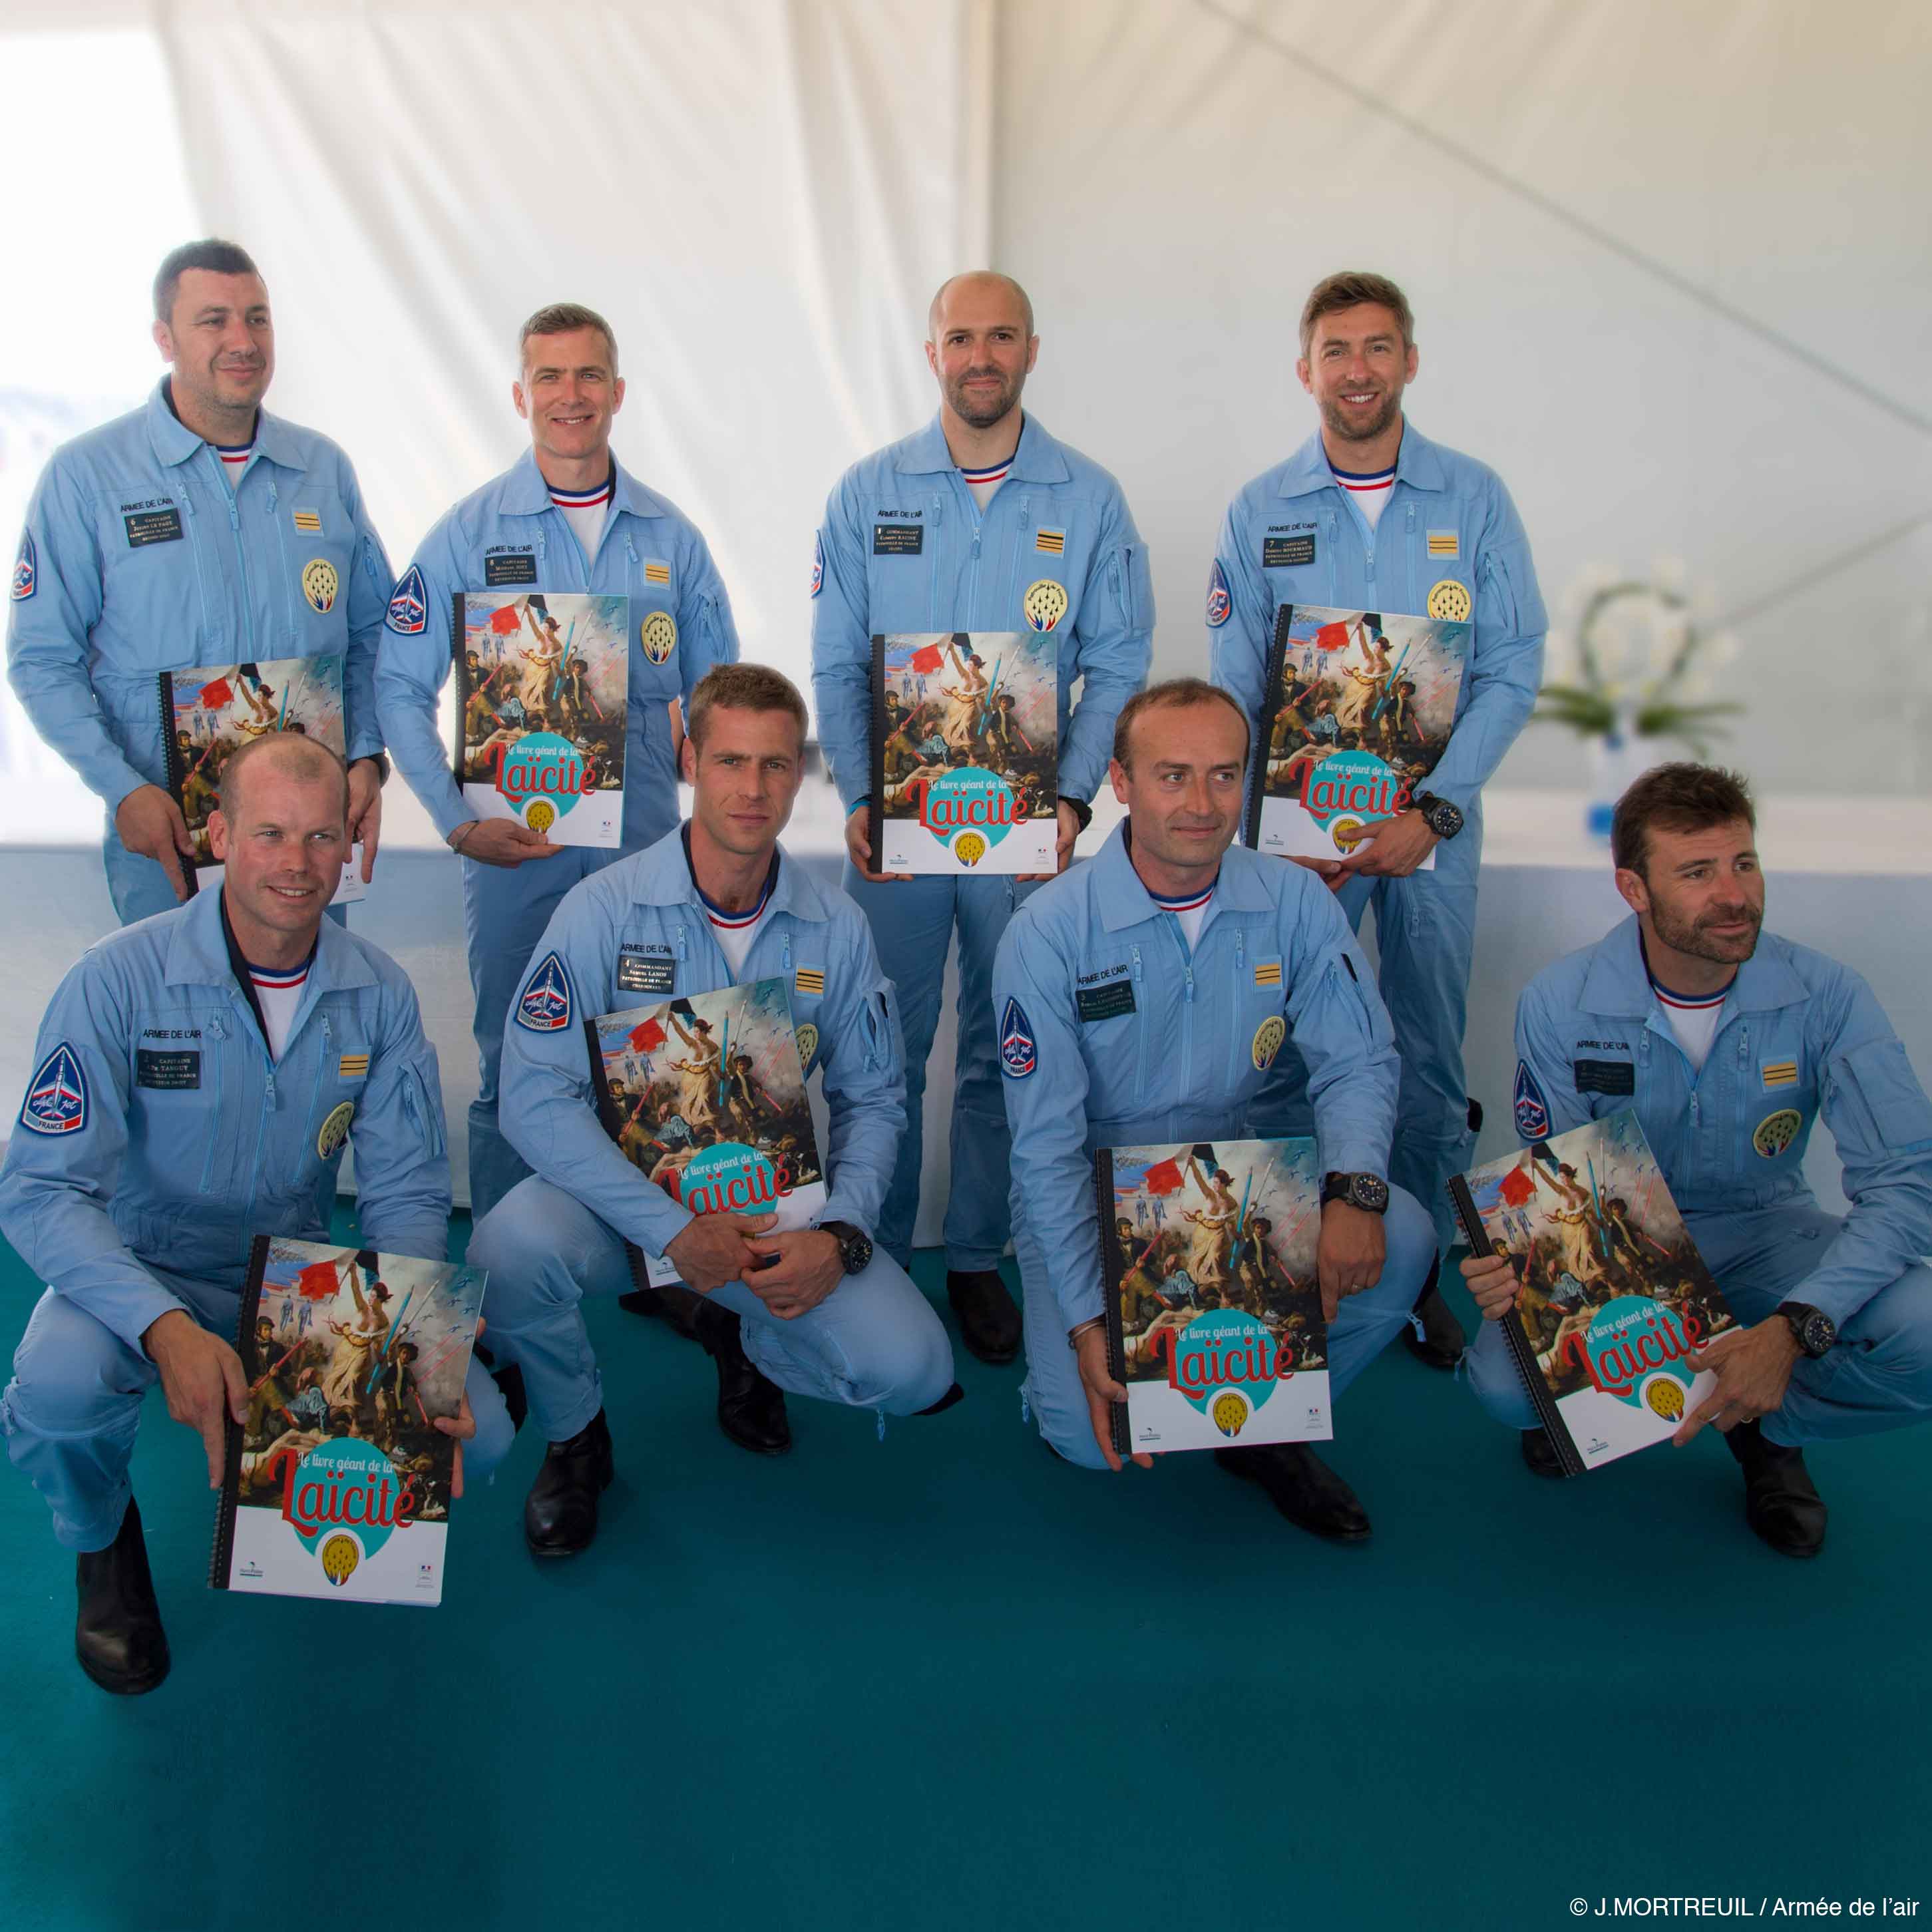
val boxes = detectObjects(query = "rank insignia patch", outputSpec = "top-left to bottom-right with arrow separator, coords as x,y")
516,952 -> 574,1032
1036,528 -> 1065,554
292,508 -> 322,533
1427,530 -> 1459,558
301,558 -> 339,614
1253,958 -> 1282,987
21,1043 -> 87,1136
1205,558 -> 1231,628
1513,1060 -> 1550,1141
12,530 -> 36,601
1753,1108 -> 1803,1158
339,1054 -> 369,1079
999,998 -> 1036,1079
810,533 -> 825,598
386,564 -> 427,634
794,967 -> 825,998
644,560 -> 671,585
1762,1061 -> 1798,1088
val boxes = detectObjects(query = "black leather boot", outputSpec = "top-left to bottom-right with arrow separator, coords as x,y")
76,1497 -> 170,1694
1725,1418 -> 1827,1558
694,1302 -> 791,1455
1214,1443 -> 1372,1542
1520,1428 -> 1565,1479
524,1408 -> 614,1557
946,1268 -> 1022,1366
620,1280 -> 705,1342
1402,1256 -> 1465,1370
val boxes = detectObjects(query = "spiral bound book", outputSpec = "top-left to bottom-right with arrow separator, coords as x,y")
584,978 -> 828,1290
1095,1137 -> 1332,1455
1446,1107 -> 1739,1474
1240,604 -> 1467,869
210,1237 -> 484,1605
158,652 -> 363,903
453,592 -> 628,847
869,631 -> 1058,875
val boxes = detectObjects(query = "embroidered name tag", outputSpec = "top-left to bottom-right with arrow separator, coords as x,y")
1262,534 -> 1314,568
1573,1058 -> 1635,1095
617,952 -> 675,995
873,524 -> 924,556
1076,980 -> 1137,1024
124,507 -> 184,548
484,550 -> 538,586
136,1048 -> 201,1090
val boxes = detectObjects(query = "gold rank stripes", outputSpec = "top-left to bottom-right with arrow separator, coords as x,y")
795,967 -> 825,996
1036,529 -> 1065,554
644,561 -> 671,584
292,508 -> 322,532
1426,531 -> 1458,557
1253,961 -> 1282,987
339,1054 -> 370,1078
1762,1061 -> 1798,1087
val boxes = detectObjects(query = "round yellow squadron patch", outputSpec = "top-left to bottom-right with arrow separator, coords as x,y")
954,830 -> 988,867
301,557 -> 340,614
1251,1015 -> 1287,1071
1211,1390 -> 1251,1438
795,1022 -> 820,1073
641,610 -> 677,664
1753,1107 -> 1804,1158
1644,1378 -> 1686,1422
524,799 -> 557,835
1023,579 -> 1069,634
319,1533 -> 361,1587
317,1100 -> 356,1159
1330,816 -> 1367,853
1426,578 -> 1471,623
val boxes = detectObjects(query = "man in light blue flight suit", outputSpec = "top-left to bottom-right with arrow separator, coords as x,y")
1462,764 -> 1932,1558
0,734 -> 509,1694
813,270 -> 1152,1366
7,238 -> 393,922
469,666 -> 956,1555
376,301 -> 740,1221
1210,270 -> 1546,1370
994,680 -> 1438,1538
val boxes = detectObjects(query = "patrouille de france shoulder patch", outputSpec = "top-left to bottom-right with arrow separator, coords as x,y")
386,564 -> 427,635
1205,558 -> 1231,628
1513,1060 -> 1551,1141
11,530 -> 36,601
999,998 -> 1036,1079
21,1043 -> 88,1135
516,952 -> 574,1032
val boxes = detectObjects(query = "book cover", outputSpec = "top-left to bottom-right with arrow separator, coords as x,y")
1097,1137 -> 1331,1455
1242,604 -> 1468,870
585,978 -> 827,1288
158,653 -> 363,903
1447,1107 -> 1740,1474
454,592 -> 628,847
870,631 -> 1058,874
211,1237 -> 484,1605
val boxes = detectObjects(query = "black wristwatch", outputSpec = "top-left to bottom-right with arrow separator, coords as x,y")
1320,1172 -> 1390,1215
1061,795 -> 1093,833
819,1220 -> 873,1276
1777,1300 -> 1837,1358
1412,792 -> 1463,841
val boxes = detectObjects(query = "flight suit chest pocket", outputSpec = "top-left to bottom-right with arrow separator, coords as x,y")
1077,952 -> 1149,1105
132,1006 -> 235,1194
1230,948 -> 1288,1090
866,502 -> 937,630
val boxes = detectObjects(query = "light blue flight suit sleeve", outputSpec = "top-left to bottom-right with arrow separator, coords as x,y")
339,459 -> 395,765
1205,497 -> 1278,770
813,911 -> 910,1239
672,522 -> 740,710
1511,980 -> 1597,1142
1416,479 -> 1545,815
0,956 -> 185,1352
809,473 -> 877,815
347,982 -> 456,1264
993,910 -> 1104,1330
1058,493 -> 1153,807
375,518 -> 471,841
7,462 -> 147,813
1799,972 -> 1932,1328
497,888 -> 696,1260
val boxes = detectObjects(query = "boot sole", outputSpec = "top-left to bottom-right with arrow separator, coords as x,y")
1215,1452 -> 1372,1543
77,1644 -> 170,1695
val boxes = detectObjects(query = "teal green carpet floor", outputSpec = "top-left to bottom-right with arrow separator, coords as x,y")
2,1209 -> 1927,1931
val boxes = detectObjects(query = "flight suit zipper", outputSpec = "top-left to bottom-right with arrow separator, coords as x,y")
206,444 -> 259,660
264,476 -> 302,647
199,1012 -> 229,1193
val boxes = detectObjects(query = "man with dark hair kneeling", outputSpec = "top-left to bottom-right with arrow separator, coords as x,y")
1462,763 -> 1932,1556
992,679 -> 1438,1537
469,666 -> 957,1557
0,734 -> 507,1693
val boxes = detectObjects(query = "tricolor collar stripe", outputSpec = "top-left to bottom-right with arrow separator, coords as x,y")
548,466 -> 616,507
705,892 -> 773,931
1328,461 -> 1396,482
1149,880 -> 1217,912
245,952 -> 315,990
1648,974 -> 1729,1010
681,823 -> 779,926
960,457 -> 1014,483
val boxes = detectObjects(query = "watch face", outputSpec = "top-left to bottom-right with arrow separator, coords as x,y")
1352,1175 -> 1390,1213
1804,1313 -> 1834,1355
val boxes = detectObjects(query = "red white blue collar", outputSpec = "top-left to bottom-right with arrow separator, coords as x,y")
1148,877 -> 1217,914
960,454 -> 1014,486
548,467 -> 614,510
214,439 -> 254,469
244,950 -> 314,992
1328,461 -> 1395,493
1648,971 -> 1730,1012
